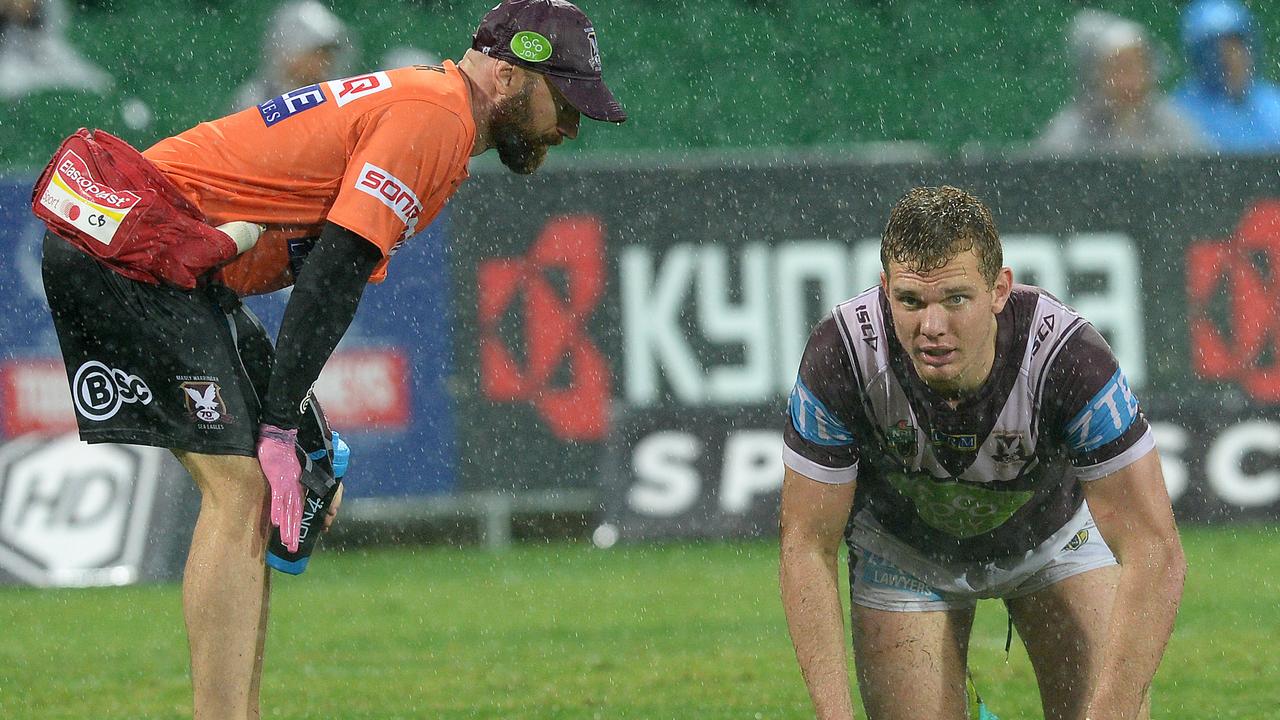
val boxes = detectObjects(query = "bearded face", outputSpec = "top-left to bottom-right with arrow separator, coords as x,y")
490,79 -> 563,175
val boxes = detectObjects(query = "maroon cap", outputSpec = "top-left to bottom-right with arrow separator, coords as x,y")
472,0 -> 626,123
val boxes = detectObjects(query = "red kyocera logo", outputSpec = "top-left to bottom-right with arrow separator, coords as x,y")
478,215 -> 610,440
1187,201 -> 1280,403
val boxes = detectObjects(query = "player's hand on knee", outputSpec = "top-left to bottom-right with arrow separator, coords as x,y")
257,423 -> 303,552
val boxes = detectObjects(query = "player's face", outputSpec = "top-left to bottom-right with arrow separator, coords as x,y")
491,72 -> 581,175
883,248 -> 1013,399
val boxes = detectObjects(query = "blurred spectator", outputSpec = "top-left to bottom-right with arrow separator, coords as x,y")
1173,0 -> 1280,153
1037,9 -> 1203,157
0,0 -> 112,99
231,0 -> 356,110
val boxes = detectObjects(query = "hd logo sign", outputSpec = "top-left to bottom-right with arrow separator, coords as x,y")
0,436 -> 161,587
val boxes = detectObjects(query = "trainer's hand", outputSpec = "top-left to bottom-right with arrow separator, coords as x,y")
323,483 -> 344,533
257,423 -> 302,552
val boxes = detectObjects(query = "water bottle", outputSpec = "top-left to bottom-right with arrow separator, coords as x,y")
266,431 -> 349,575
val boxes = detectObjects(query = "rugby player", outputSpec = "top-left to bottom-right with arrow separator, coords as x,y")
37,1 -> 624,717
779,186 -> 1185,720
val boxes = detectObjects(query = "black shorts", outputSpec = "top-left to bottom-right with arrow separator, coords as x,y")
42,232 -> 312,456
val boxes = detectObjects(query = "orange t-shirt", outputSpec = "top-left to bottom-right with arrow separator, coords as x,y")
143,62 -> 475,296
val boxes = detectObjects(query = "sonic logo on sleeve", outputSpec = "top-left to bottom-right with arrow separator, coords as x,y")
355,162 -> 422,241
327,72 -> 391,107
788,380 -> 855,447
1065,369 -> 1140,454
38,150 -> 141,247
258,84 -> 326,127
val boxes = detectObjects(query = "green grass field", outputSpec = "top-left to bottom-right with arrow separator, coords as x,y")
1,524 -> 1277,719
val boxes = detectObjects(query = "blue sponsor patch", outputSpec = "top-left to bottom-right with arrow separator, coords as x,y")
258,84 -> 327,127
788,379 -> 855,447
860,551 -> 943,600
1065,368 -> 1140,454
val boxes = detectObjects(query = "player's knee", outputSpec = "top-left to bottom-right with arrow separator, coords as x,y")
176,451 -> 269,514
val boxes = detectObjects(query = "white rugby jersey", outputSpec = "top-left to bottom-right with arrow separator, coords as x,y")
783,285 -> 1155,564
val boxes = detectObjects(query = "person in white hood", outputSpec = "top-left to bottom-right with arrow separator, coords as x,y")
1037,9 -> 1203,156
0,0 -> 112,99
231,0 -> 356,111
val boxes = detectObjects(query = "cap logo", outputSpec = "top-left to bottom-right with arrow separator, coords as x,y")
585,28 -> 601,72
511,31 -> 552,62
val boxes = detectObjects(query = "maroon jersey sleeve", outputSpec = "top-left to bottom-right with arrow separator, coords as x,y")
1041,323 -> 1155,480
783,315 -> 864,484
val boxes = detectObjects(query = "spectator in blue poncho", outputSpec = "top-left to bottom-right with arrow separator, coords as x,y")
1174,0 -> 1280,153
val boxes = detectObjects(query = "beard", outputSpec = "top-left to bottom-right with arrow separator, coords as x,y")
490,84 -> 560,175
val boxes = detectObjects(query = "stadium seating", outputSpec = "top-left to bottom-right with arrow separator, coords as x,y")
4,0 -> 1278,170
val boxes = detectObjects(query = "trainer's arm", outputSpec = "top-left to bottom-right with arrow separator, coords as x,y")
780,466 -> 858,720
260,222 -> 383,429
1082,449 -> 1186,720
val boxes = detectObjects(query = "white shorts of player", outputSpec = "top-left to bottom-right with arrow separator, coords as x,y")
847,502 -> 1116,612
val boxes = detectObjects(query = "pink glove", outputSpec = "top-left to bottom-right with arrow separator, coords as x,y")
257,423 -> 302,552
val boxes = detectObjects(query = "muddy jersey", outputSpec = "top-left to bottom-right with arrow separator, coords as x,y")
783,285 -> 1154,564
143,62 -> 475,296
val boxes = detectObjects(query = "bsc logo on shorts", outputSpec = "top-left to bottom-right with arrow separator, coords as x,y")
72,361 -> 153,422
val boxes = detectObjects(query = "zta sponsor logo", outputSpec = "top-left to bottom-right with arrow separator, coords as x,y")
181,381 -> 229,424
72,361 -> 152,422
258,83 -> 326,127
1187,201 -> 1280,403
327,72 -> 391,106
478,215 -> 610,441
355,163 -> 422,241
1065,369 -> 1139,453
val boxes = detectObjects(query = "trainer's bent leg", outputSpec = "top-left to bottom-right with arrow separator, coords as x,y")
850,603 -> 975,720
175,450 -> 270,720
1006,565 -> 1124,720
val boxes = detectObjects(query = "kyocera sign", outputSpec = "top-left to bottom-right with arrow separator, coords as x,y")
0,436 -> 161,586
619,233 -> 1147,406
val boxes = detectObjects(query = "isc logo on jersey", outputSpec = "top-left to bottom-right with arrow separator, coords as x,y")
38,150 -> 142,247
355,163 -> 422,242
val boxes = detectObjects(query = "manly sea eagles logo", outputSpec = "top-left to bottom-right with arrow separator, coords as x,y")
182,382 -> 229,424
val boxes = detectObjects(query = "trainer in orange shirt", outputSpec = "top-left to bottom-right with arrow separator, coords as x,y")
37,1 -> 624,718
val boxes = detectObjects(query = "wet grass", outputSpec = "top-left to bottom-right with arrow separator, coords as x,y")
0,524 -> 1276,719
